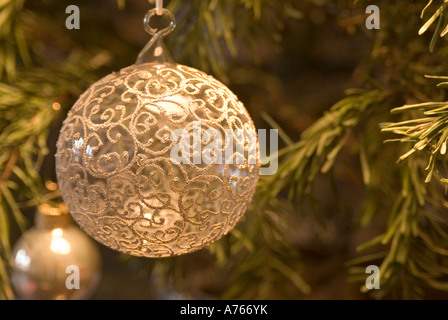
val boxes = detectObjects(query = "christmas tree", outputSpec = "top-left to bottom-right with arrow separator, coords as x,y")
1,0 -> 448,300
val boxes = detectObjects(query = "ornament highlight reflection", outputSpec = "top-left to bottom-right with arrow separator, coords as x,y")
50,229 -> 71,255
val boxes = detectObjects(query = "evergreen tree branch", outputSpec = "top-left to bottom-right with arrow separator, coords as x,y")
257,89 -> 389,206
381,79 -> 448,184
419,0 -> 448,52
349,158 -> 448,298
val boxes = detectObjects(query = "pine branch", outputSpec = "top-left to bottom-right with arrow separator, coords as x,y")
161,0 -> 303,77
220,201 -> 311,299
0,0 -> 28,81
0,148 -> 18,203
419,0 -> 448,52
256,89 -> 389,206
381,80 -> 448,184
349,158 -> 448,299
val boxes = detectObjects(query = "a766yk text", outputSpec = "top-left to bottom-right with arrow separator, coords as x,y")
180,304 -> 268,317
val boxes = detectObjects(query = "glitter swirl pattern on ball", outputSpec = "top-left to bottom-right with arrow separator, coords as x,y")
55,62 -> 259,257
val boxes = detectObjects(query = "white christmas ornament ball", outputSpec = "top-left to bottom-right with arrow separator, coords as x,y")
55,61 -> 260,257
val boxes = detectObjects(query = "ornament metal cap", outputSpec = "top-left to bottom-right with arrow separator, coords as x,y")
36,203 -> 72,230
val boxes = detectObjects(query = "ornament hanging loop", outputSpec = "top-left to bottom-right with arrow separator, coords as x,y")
136,7 -> 175,64
144,8 -> 176,37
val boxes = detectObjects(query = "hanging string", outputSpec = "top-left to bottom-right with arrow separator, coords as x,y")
156,0 -> 163,15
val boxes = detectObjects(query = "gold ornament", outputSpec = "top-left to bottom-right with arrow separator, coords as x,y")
11,204 -> 101,300
55,7 -> 259,258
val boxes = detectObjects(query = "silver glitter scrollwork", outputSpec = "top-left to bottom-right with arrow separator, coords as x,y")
56,62 -> 260,257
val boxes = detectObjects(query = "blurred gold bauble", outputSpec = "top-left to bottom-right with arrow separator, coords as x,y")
11,204 -> 101,300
